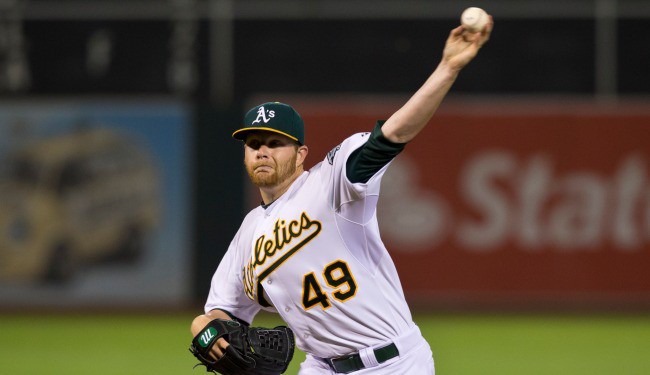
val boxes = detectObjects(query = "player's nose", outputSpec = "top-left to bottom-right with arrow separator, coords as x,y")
255,145 -> 271,158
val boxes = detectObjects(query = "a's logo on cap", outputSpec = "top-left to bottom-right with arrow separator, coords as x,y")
252,106 -> 276,124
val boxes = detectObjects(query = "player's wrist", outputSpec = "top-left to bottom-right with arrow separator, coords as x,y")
436,60 -> 462,78
430,61 -> 461,89
191,315 -> 212,336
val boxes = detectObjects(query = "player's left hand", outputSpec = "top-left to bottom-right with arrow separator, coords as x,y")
189,319 -> 295,375
442,15 -> 493,72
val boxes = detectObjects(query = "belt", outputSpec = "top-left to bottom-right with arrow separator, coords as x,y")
326,343 -> 400,374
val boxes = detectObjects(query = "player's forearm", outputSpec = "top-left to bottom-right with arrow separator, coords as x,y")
381,61 -> 459,144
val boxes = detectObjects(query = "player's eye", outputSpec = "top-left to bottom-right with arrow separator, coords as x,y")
246,139 -> 261,150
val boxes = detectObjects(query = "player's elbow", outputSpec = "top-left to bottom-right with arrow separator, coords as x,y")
383,128 -> 413,144
380,119 -> 418,144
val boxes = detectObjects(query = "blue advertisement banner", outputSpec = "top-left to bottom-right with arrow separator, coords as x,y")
0,100 -> 192,308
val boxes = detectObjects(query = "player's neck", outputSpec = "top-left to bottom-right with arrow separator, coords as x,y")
259,168 -> 303,205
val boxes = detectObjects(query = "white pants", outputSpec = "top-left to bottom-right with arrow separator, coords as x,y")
297,326 -> 435,375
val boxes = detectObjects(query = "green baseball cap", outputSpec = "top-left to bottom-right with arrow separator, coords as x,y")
232,102 -> 305,145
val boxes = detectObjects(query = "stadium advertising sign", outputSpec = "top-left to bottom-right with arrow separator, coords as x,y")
295,98 -> 650,308
0,100 -> 192,308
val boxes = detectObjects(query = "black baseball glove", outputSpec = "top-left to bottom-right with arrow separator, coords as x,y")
189,319 -> 295,375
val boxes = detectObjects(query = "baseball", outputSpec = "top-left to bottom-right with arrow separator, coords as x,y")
461,7 -> 489,33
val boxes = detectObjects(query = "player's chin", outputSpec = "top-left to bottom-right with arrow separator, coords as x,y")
254,169 -> 274,179
251,172 -> 278,187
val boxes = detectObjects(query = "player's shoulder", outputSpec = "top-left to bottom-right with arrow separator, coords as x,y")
346,131 -> 372,145
324,131 -> 372,165
241,205 -> 265,226
231,206 -> 264,244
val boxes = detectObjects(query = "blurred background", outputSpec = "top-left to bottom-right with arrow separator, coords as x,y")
0,0 -> 649,374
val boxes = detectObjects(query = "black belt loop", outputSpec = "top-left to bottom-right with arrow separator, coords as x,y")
327,343 -> 399,374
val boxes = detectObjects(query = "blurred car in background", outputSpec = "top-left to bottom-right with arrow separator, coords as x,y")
0,128 -> 160,283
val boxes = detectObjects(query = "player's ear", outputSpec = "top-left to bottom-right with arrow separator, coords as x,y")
296,145 -> 308,168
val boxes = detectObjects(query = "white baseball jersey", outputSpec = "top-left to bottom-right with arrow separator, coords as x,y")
205,131 -> 422,360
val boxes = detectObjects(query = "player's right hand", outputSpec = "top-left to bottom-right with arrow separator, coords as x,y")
441,15 -> 493,72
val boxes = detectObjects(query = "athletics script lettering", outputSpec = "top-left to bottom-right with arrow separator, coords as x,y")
243,212 -> 322,301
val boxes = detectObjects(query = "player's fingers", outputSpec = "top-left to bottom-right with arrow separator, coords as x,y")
473,36 -> 483,50
479,16 -> 494,44
210,338 -> 230,359
473,16 -> 494,47
450,25 -> 464,38
217,338 -> 230,351
486,15 -> 494,32
462,29 -> 481,43
209,347 -> 222,360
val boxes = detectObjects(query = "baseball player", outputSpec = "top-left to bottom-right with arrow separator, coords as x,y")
191,18 -> 493,374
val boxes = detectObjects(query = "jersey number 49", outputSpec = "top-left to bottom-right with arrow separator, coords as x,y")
302,260 -> 358,310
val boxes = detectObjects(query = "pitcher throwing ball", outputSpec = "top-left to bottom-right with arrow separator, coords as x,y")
190,15 -> 493,375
